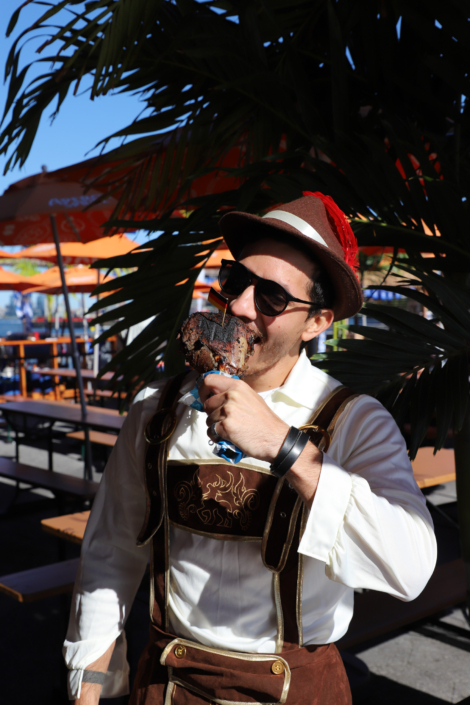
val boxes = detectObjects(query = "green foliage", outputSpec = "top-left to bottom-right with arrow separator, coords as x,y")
10,258 -> 43,277
2,0 -> 470,451
314,264 -> 470,458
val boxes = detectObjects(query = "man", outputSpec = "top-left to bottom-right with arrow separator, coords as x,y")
64,193 -> 436,704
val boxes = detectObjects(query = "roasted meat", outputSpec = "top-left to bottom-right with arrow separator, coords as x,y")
178,311 -> 255,376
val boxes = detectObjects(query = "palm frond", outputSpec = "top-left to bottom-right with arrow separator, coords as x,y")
2,0 -> 470,427
314,267 -> 470,458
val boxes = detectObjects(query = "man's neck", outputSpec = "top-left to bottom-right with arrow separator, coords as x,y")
244,353 -> 301,393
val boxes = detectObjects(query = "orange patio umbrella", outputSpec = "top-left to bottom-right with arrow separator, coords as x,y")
0,266 -> 38,291
204,248 -> 233,268
0,249 -> 19,260
47,129 -> 251,218
25,267 -> 116,376
17,234 -> 137,265
25,266 -> 114,295
0,172 -> 125,246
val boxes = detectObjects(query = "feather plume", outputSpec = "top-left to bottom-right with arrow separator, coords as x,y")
303,191 -> 359,271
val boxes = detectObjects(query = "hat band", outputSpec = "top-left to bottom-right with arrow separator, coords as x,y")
262,210 -> 328,248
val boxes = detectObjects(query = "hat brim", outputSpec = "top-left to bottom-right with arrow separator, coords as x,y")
219,211 -> 363,322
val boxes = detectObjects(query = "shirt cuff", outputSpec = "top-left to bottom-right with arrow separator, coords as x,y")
67,669 -> 84,700
298,452 -> 352,562
66,632 -> 130,700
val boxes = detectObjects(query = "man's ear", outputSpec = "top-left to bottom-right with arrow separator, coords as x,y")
301,309 -> 335,343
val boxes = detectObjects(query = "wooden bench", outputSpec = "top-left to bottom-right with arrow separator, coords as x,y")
66,430 -> 117,449
337,558 -> 465,650
0,457 -> 99,500
0,558 -> 79,602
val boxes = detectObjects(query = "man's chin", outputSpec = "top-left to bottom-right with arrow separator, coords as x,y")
243,345 -> 275,379
243,346 -> 262,377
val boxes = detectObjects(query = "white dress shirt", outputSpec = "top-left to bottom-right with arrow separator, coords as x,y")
64,351 -> 437,699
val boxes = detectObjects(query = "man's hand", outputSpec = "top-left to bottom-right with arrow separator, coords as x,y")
201,375 -> 323,506
201,374 -> 289,463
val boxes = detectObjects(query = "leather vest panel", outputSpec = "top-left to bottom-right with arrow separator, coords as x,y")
167,462 -> 277,540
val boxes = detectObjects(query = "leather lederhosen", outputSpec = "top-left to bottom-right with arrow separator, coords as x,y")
130,373 -> 358,705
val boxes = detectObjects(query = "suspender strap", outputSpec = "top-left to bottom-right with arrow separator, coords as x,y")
137,372 -> 190,546
274,385 -> 359,650
303,386 -> 359,450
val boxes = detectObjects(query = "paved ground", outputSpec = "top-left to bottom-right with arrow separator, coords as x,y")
0,424 -> 469,704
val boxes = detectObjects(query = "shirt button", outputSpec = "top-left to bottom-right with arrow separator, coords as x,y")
271,661 -> 285,675
174,645 -> 187,659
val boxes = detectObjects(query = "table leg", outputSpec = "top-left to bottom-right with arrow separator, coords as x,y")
51,342 -> 60,400
18,344 -> 26,398
84,427 -> 93,481
48,423 -> 54,472
3,413 -> 19,460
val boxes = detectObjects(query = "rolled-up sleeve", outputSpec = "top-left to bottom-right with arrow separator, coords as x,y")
63,397 -> 155,700
299,395 -> 437,601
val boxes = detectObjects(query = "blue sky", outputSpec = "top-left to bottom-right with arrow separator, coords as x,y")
0,2 -> 151,308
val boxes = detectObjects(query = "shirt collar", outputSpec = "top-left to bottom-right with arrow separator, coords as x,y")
269,350 -> 340,410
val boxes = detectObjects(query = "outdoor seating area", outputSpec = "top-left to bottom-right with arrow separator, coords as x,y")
0,409 -> 466,704
0,427 -> 466,704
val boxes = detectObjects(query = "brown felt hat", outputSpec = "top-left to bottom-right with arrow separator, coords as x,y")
219,192 -> 363,322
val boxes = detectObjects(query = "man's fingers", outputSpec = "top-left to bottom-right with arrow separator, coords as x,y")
205,407 -> 224,427
207,417 -> 225,442
199,374 -> 238,402
202,389 -> 230,412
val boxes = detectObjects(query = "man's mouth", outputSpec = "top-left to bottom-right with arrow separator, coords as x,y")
230,315 -> 265,346
251,331 -> 265,346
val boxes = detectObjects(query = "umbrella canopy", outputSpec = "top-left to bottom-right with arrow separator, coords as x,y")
0,173 -> 123,245
0,266 -> 38,291
22,266 -> 65,289
25,266 -> 114,296
17,234 -> 137,265
0,249 -> 19,259
47,130 -> 245,218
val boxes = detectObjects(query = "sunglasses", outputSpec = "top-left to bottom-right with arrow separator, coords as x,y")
218,259 -> 315,317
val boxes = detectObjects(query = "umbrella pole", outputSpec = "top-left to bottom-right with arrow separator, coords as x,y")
50,215 -> 93,478
93,269 -> 101,376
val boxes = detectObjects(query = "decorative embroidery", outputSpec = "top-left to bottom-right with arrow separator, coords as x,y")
174,469 -> 260,531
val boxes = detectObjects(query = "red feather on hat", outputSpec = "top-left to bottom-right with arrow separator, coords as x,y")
302,191 -> 359,272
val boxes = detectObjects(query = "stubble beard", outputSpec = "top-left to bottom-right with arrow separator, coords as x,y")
243,334 -> 298,383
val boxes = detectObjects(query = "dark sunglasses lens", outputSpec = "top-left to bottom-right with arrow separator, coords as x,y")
256,280 -> 288,316
219,262 -> 250,296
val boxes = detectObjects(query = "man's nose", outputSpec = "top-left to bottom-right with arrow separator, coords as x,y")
229,284 -> 257,320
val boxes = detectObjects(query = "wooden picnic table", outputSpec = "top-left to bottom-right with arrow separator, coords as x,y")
35,367 -> 118,402
0,399 -> 126,477
0,337 -> 91,397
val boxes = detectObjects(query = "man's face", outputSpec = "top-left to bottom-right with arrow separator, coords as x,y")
225,238 -> 333,386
